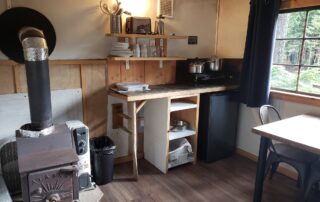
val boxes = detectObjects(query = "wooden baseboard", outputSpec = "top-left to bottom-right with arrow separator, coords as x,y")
115,152 -> 144,165
236,149 -> 298,180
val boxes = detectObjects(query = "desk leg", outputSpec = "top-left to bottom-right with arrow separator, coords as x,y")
128,101 -> 138,180
253,137 -> 270,202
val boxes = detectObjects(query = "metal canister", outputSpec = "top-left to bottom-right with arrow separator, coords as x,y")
110,15 -> 122,34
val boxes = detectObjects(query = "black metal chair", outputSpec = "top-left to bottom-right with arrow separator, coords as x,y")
259,105 -> 318,188
304,161 -> 320,201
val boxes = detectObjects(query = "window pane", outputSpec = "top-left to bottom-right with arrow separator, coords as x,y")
273,40 -> 302,65
276,11 -> 306,39
271,65 -> 298,91
298,67 -> 320,94
302,40 -> 320,66
306,10 -> 320,38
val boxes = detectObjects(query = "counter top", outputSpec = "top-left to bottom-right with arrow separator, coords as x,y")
108,84 -> 239,101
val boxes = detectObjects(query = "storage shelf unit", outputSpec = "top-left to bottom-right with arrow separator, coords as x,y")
108,57 -> 187,61
144,94 -> 199,174
106,33 -> 188,39
169,129 -> 196,141
170,102 -> 197,112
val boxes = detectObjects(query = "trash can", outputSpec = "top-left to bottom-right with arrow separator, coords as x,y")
90,136 -> 116,185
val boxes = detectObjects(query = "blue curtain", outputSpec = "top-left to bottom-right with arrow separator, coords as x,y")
240,0 -> 281,107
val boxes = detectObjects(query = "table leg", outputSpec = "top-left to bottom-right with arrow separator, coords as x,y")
128,101 -> 138,180
253,136 -> 270,202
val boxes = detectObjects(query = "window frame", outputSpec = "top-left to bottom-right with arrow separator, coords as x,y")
271,7 -> 320,97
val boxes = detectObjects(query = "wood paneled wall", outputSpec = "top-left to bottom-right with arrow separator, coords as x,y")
0,60 -> 107,138
0,59 -> 177,138
106,60 -> 176,87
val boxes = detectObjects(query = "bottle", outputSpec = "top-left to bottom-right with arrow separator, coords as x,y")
133,44 -> 140,57
140,44 -> 148,57
157,15 -> 165,35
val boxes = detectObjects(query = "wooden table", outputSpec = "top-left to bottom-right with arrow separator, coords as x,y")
252,114 -> 320,202
108,84 -> 238,180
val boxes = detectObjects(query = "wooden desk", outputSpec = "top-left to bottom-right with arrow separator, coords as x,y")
108,84 -> 238,179
109,84 -> 238,102
252,114 -> 320,202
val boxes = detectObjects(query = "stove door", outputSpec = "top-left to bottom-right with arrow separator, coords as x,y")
28,165 -> 78,202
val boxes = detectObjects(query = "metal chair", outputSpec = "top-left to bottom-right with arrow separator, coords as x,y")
304,161 -> 320,201
259,105 -> 318,188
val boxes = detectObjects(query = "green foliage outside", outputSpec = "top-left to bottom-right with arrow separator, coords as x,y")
271,65 -> 297,91
271,9 -> 320,95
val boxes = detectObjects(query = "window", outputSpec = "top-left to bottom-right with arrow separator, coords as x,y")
271,8 -> 320,96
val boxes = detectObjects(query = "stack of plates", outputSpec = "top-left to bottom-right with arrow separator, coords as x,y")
110,42 -> 133,57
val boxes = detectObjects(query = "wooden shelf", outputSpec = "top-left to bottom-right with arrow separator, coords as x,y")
106,33 -> 188,39
170,102 -> 197,112
169,129 -> 196,141
107,57 -> 187,61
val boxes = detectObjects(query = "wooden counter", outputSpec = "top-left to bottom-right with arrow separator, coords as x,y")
108,84 -> 239,101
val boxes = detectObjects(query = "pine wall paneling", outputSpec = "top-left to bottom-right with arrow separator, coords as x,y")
0,59 -> 177,142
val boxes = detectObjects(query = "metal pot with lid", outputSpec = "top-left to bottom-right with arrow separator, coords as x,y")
206,58 -> 221,72
188,61 -> 205,74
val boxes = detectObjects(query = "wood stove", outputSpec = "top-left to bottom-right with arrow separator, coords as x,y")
16,124 -> 79,202
0,7 -> 80,202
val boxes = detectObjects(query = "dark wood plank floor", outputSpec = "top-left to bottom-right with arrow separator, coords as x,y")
99,155 -> 320,202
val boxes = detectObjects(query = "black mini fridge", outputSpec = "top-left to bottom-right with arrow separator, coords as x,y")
197,91 -> 239,163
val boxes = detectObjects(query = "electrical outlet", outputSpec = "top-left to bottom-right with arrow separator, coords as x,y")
188,36 -> 198,45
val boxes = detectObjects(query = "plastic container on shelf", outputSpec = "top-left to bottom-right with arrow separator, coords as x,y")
133,43 -> 140,57
169,138 -> 192,164
140,44 -> 148,57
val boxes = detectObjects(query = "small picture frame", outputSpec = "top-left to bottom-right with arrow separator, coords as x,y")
157,0 -> 174,18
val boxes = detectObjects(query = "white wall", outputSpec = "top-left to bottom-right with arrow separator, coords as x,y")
216,0 -> 249,58
237,99 -> 320,155
166,0 -> 217,58
0,0 -> 108,60
0,0 -> 217,60
0,89 -> 83,140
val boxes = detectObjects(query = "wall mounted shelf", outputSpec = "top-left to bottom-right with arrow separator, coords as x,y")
106,33 -> 187,40
107,57 -> 186,61
106,33 -> 187,69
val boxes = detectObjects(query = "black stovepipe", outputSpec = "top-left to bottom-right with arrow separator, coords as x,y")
19,27 -> 53,131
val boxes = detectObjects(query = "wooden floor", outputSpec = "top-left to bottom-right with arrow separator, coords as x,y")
99,155 -> 320,202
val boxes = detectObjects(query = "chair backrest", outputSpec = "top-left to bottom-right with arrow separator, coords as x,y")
259,105 -> 281,125
259,105 -> 282,153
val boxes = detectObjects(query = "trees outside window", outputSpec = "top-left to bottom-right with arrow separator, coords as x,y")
271,8 -> 320,96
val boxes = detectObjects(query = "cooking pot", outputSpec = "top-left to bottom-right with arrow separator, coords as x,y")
188,61 -> 205,74
170,119 -> 189,132
206,58 -> 221,71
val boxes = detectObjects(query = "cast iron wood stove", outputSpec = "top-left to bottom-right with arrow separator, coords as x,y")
0,7 -> 79,202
